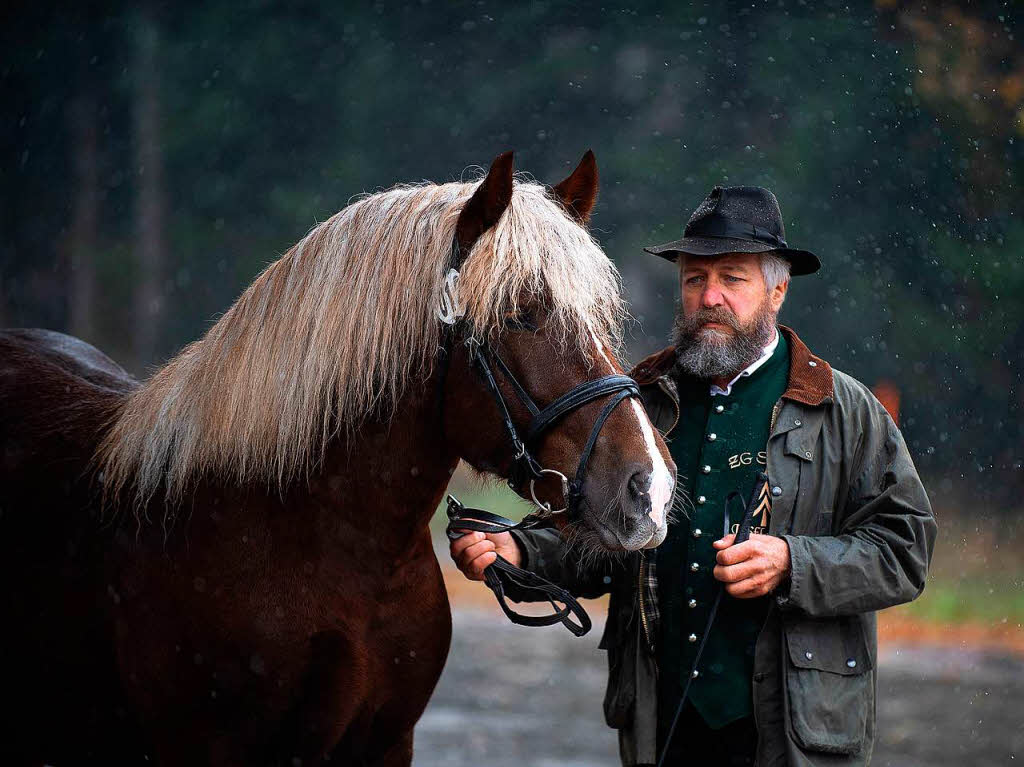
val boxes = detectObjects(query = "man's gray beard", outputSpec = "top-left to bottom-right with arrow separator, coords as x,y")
672,302 -> 776,380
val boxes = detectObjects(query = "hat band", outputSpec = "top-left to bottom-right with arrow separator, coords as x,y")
686,214 -> 788,249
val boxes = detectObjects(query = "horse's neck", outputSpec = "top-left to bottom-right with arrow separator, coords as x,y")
299,394 -> 459,564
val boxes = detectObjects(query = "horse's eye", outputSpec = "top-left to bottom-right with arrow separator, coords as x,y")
505,311 -> 538,332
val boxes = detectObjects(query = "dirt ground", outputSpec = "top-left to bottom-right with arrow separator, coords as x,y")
414,558 -> 1023,766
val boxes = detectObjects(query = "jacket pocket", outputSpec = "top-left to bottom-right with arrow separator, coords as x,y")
600,589 -> 638,729
602,631 -> 636,729
784,616 -> 873,755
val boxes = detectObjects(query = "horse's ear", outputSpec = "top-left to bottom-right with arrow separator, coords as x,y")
455,151 -> 515,256
552,149 -> 599,225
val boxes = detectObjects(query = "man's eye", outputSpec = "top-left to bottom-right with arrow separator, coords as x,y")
685,276 -> 704,285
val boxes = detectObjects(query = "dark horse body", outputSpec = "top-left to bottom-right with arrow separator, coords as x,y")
2,328 -> 453,764
1,152 -> 674,765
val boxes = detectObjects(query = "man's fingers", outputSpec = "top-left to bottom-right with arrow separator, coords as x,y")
449,531 -> 485,558
714,560 -> 759,584
468,550 -> 497,579
724,577 -> 770,598
456,538 -> 496,568
715,539 -> 755,566
712,533 -> 736,550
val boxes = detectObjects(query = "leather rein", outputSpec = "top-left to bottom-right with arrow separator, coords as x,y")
439,240 -> 640,636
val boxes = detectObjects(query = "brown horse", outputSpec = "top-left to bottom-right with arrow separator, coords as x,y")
0,151 -> 675,766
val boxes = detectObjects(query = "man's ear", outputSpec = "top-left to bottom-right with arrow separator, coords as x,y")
770,279 -> 789,312
551,149 -> 598,225
455,151 -> 515,256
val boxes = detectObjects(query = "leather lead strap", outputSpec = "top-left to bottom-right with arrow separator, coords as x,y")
656,471 -> 769,767
445,496 -> 592,636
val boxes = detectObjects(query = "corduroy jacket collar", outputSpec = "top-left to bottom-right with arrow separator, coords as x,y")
629,325 -> 834,407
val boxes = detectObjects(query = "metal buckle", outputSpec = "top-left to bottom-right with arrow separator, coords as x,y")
436,268 -> 465,325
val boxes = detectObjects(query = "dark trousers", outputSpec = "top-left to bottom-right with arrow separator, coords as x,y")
656,700 -> 759,766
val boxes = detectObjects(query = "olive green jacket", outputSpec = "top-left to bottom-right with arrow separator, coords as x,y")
508,326 -> 936,767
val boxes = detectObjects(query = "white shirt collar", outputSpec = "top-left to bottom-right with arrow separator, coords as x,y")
709,327 -> 780,397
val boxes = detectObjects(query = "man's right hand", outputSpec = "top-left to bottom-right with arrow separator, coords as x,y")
449,531 -> 521,581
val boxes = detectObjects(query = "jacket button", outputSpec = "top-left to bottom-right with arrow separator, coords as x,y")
697,495 -> 706,505
702,464 -> 711,474
804,651 -> 813,661
771,486 -> 783,497
707,433 -> 717,442
688,599 -> 697,608
688,633 -> 698,643
809,360 -> 818,367
846,659 -> 857,668
794,419 -> 802,426
714,404 -> 725,414
692,528 -> 702,538
691,669 -> 700,679
753,672 -> 766,683
690,562 -> 700,572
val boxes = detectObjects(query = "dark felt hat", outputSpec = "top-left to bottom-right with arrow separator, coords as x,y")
643,185 -> 820,276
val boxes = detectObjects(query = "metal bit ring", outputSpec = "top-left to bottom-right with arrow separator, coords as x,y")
529,468 -> 570,514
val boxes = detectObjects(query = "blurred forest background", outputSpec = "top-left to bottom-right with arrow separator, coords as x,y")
2,1 -> 1022,627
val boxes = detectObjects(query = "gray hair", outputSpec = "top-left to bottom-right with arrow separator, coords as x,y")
760,252 -> 791,292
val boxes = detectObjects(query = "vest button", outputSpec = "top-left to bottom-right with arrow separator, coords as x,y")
702,464 -> 711,474
697,495 -> 706,505
691,669 -> 700,679
688,599 -> 697,608
805,651 -> 814,661
846,659 -> 857,668
688,633 -> 698,643
690,562 -> 700,572
692,528 -> 702,538
772,486 -> 783,497
707,432 -> 717,442
714,404 -> 725,414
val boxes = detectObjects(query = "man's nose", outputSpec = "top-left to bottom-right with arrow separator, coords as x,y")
701,283 -> 724,307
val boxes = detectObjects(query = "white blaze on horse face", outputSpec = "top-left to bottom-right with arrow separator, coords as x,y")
589,330 -> 673,536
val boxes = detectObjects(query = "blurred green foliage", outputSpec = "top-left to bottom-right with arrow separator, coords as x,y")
2,0 -> 1021,509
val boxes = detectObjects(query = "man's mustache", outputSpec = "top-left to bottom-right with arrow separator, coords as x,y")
680,307 -> 740,333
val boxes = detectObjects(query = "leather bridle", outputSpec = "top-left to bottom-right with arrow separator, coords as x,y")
465,339 -> 641,518
439,239 -> 642,636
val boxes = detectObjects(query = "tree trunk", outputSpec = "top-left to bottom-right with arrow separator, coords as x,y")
68,83 -> 99,342
132,7 -> 165,370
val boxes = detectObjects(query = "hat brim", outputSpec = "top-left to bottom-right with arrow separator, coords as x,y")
643,235 -> 820,276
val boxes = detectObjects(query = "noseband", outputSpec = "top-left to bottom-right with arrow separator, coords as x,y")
440,240 -> 642,636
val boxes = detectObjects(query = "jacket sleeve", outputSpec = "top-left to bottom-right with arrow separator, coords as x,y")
502,527 -> 620,602
777,395 -> 937,618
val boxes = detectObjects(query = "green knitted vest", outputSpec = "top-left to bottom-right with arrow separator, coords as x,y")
656,332 -> 789,730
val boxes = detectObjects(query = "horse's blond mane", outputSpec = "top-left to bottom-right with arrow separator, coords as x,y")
98,177 -> 626,506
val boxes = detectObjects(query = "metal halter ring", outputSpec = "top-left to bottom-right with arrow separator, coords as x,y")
529,468 -> 570,515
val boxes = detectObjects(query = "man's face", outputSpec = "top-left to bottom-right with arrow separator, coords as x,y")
673,252 -> 788,379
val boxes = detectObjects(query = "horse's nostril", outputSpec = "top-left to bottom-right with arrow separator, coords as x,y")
628,470 -> 651,499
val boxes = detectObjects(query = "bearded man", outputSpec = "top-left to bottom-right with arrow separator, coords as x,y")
451,185 -> 936,767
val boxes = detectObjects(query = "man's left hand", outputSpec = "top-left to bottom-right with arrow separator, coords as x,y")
712,533 -> 791,598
